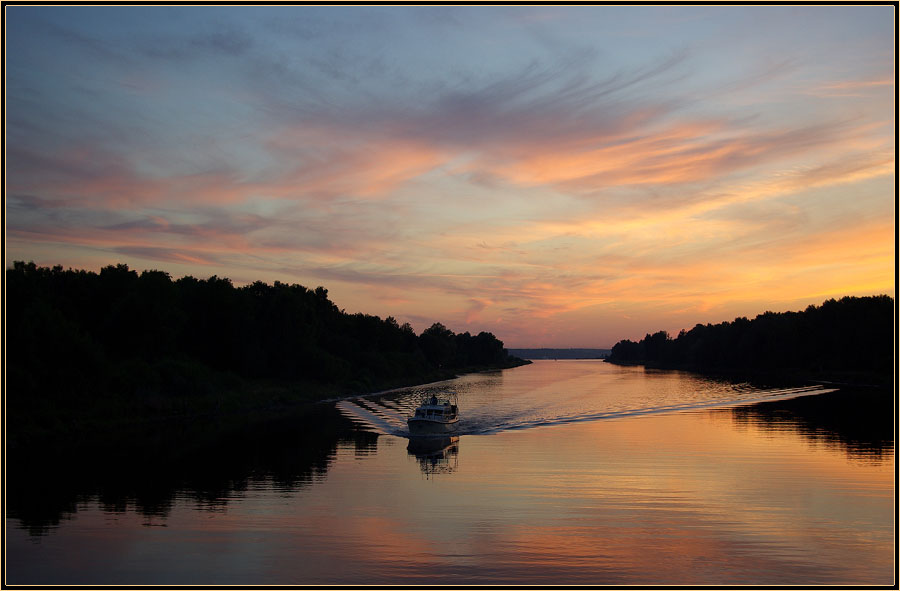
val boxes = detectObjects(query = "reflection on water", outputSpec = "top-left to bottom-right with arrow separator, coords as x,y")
6,361 -> 895,585
407,436 -> 459,477
338,362 -> 842,438
728,387 -> 893,462
6,403 -> 366,536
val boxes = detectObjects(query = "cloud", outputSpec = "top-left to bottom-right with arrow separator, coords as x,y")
14,19 -> 878,216
400,50 -> 689,151
8,194 -> 79,211
45,21 -> 134,67
242,48 -> 882,212
113,246 -> 223,266
191,26 -> 253,56
7,141 -> 264,208
804,76 -> 893,97
190,50 -> 692,204
464,298 -> 492,324
6,204 -> 277,268
6,7 -> 894,347
260,127 -> 449,199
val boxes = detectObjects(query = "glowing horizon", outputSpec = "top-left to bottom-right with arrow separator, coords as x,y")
5,6 -> 895,347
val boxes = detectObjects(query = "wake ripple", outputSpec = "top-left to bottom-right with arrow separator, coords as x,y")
466,385 -> 835,435
336,385 -> 836,438
335,399 -> 409,436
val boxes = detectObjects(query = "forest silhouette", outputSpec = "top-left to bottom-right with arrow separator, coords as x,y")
5,262 -> 895,536
6,261 -> 526,448
7,262 -> 894,450
608,294 -> 894,385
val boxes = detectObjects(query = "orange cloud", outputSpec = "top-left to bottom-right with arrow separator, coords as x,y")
468,115 -> 880,200
805,76 -> 894,97
262,125 -> 448,199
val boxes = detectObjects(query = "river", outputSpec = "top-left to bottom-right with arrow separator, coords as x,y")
5,360 -> 894,585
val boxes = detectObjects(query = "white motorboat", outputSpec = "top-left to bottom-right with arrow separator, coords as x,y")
407,392 -> 459,436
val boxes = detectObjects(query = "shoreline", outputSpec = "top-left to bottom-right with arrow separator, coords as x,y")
6,357 -> 531,454
602,358 -> 893,389
316,357 -> 532,403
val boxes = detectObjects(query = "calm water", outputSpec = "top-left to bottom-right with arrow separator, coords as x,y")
6,361 -> 895,585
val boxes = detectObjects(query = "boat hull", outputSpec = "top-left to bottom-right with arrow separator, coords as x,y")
407,417 -> 459,436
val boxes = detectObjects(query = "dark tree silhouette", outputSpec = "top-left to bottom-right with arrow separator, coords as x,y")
6,261 -> 527,447
608,295 -> 894,384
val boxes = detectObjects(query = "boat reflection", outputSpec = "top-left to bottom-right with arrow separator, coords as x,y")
406,435 -> 459,478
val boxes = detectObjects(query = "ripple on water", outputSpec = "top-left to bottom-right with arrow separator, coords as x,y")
336,361 -> 835,438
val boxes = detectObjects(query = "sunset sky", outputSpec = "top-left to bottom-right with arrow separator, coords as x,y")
5,6 -> 895,347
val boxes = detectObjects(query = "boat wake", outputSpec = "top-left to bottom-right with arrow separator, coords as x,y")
336,398 -> 409,435
336,384 -> 836,438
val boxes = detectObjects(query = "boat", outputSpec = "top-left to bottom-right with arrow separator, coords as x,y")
407,392 -> 459,436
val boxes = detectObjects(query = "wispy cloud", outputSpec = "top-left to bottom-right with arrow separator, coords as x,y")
805,76 -> 894,97
113,246 -> 223,266
5,6 -> 894,346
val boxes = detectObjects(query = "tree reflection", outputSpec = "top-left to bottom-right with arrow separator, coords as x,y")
729,387 -> 893,462
7,403 -> 362,536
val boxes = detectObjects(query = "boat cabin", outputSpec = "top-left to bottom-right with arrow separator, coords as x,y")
413,395 -> 458,420
413,403 -> 458,419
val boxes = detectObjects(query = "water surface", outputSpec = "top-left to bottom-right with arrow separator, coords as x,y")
6,361 -> 894,585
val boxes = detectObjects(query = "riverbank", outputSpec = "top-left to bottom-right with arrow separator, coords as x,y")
6,357 -> 531,455
6,261 -> 531,455
603,358 -> 893,389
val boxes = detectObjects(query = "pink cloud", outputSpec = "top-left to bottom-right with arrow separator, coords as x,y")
261,125 -> 448,199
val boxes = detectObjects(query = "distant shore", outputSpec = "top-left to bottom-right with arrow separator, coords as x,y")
508,348 -> 611,360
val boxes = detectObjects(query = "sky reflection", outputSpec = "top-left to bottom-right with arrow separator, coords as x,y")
7,404 -> 893,585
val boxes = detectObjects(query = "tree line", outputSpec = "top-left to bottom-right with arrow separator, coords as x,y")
6,261 -> 525,435
607,295 -> 894,383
